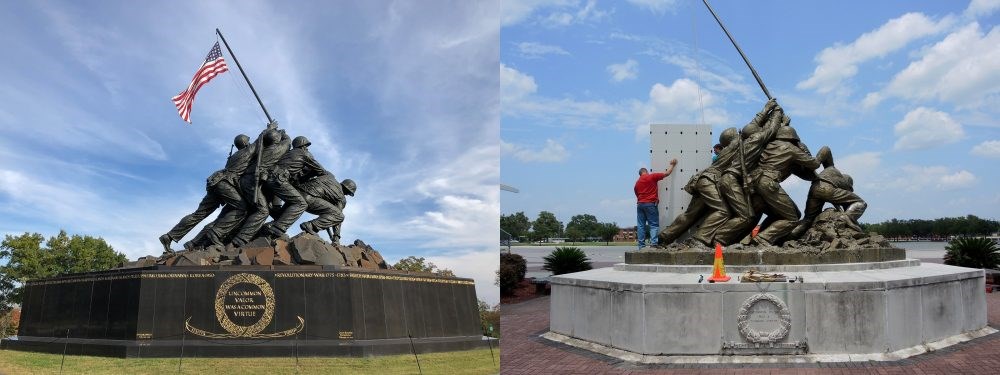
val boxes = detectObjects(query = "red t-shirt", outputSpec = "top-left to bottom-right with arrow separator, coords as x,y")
634,172 -> 667,203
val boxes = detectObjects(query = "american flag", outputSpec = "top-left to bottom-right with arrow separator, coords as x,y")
172,42 -> 229,123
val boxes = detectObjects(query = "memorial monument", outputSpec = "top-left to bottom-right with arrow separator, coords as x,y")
544,0 -> 991,363
0,29 -> 484,358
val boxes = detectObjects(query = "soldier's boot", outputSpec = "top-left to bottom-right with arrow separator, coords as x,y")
844,202 -> 867,223
263,223 -> 285,238
789,220 -> 810,240
159,234 -> 174,254
750,235 -> 774,247
205,231 -> 224,249
300,222 -> 317,236
231,237 -> 248,248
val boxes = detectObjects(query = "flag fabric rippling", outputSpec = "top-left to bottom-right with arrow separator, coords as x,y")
172,42 -> 229,123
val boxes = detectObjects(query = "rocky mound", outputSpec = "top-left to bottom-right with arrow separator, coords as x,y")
123,233 -> 389,269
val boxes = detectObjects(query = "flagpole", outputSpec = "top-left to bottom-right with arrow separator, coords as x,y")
215,28 -> 274,124
700,0 -> 772,100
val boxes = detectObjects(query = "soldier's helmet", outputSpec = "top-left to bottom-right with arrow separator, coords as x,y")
741,122 -> 762,139
292,136 -> 312,149
776,126 -> 800,141
816,146 -> 833,168
341,179 -> 357,196
264,130 -> 281,146
234,134 -> 250,149
719,127 -> 738,148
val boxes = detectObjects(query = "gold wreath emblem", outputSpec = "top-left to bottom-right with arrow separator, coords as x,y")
185,273 -> 304,339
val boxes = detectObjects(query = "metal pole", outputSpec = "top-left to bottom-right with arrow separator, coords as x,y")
177,329 -> 186,373
700,0 -> 772,100
60,329 -> 69,374
408,332 -> 423,375
215,28 -> 274,123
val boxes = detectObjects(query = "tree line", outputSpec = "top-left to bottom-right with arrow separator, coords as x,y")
501,211 -> 620,243
861,215 -> 999,238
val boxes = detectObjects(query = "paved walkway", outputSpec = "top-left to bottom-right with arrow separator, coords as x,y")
501,289 -> 1000,374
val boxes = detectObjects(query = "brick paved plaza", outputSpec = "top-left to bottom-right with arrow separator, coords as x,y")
500,290 -> 1000,374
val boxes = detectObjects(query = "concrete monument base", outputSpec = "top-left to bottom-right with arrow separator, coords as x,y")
548,260 -> 991,360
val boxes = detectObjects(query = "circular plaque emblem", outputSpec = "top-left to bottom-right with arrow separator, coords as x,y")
736,293 -> 791,344
214,273 -> 276,336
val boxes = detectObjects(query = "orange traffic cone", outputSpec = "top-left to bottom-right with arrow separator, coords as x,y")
707,243 -> 731,282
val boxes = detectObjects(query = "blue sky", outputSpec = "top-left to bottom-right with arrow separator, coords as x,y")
501,0 -> 1000,229
0,1 -> 500,304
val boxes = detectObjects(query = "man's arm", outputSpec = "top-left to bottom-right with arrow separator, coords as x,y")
664,158 -> 678,176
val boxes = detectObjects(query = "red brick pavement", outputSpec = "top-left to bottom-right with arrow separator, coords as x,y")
500,288 -> 1000,374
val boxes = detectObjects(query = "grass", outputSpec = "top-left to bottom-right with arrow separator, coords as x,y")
0,347 -> 500,375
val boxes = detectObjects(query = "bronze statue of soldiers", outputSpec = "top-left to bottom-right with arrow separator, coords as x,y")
158,134 -> 257,252
260,136 -> 327,238
658,127 -> 739,246
749,126 -> 820,246
231,128 -> 291,247
712,100 -> 784,245
788,146 -> 866,238
297,175 -> 356,245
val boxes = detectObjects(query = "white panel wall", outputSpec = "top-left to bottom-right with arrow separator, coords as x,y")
649,124 -> 713,235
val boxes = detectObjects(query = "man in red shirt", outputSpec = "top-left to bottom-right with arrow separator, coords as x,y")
634,158 -> 678,248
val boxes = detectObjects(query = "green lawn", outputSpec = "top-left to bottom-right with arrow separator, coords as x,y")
0,347 -> 499,375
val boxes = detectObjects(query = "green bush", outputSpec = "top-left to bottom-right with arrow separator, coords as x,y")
543,247 -> 592,275
499,253 -> 526,295
943,237 -> 1000,269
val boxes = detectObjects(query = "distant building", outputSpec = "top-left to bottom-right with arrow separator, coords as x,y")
614,227 -> 637,242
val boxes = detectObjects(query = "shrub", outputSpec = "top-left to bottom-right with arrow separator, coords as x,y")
499,253 -> 526,295
943,237 -> 1000,269
543,247 -> 592,275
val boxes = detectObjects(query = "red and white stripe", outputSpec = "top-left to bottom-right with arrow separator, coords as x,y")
172,57 -> 229,123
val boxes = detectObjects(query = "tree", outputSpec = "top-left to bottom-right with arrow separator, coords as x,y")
392,256 -> 456,277
500,212 -> 532,241
565,227 -> 585,243
532,211 -> 563,241
0,231 -> 126,305
478,300 -> 500,338
499,253 -> 526,295
566,214 -> 601,240
599,222 -> 620,245
543,247 -> 592,275
943,237 -> 999,269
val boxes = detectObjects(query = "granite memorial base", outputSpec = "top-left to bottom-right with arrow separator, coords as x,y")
0,266 -> 487,357
547,259 -> 994,363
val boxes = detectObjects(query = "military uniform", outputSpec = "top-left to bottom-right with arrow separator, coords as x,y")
297,174 -> 349,243
658,139 -> 737,246
163,140 -> 257,244
264,140 -> 326,235
713,106 -> 783,245
789,162 -> 866,239
751,136 -> 819,245
232,130 -> 291,245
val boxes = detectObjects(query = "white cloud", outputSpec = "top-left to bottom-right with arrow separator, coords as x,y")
893,107 -> 964,151
797,12 -> 953,93
540,0 -> 608,27
607,59 -> 639,82
965,0 -> 1000,18
501,139 -> 569,162
501,0 -> 572,26
516,41 -> 569,58
662,55 -> 755,100
626,0 -> 679,14
971,140 -> 1000,157
876,23 -> 1000,108
501,63 -> 538,103
938,170 -> 977,189
630,79 -> 729,139
837,152 -> 882,178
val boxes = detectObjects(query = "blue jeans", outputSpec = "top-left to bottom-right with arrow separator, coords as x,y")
636,202 -> 659,248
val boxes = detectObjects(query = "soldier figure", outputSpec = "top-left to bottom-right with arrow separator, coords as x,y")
713,100 -> 784,245
658,127 -> 739,246
158,134 -> 257,252
749,126 -> 820,246
260,136 -> 327,238
297,175 -> 356,245
232,128 -> 291,247
789,146 -> 866,238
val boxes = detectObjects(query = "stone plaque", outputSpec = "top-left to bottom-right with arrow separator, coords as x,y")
737,293 -> 791,344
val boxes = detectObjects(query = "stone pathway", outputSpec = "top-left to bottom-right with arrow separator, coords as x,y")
501,289 -> 1000,374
